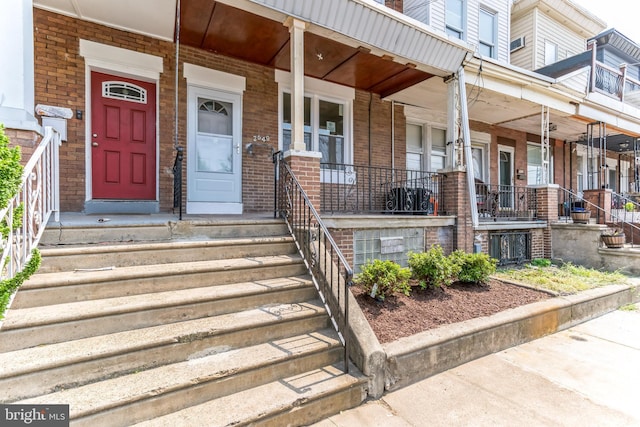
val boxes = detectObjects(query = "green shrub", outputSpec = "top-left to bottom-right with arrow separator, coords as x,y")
354,259 -> 412,301
0,125 -> 23,210
531,258 -> 552,267
450,250 -> 497,284
0,249 -> 41,319
409,245 -> 460,289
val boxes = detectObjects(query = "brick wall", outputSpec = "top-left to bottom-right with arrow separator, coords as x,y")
34,9 -> 175,211
4,129 -> 40,165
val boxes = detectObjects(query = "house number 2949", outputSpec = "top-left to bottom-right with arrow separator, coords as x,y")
253,135 -> 270,142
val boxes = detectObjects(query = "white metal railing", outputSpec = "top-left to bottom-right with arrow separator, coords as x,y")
1,126 -> 61,282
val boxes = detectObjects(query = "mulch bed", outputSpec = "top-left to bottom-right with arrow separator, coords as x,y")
353,279 -> 551,344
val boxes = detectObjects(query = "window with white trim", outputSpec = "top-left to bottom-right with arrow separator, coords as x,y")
277,72 -> 353,173
446,0 -> 465,39
406,123 -> 447,172
544,41 -> 557,66
478,7 -> 497,58
527,143 -> 553,185
471,145 -> 487,182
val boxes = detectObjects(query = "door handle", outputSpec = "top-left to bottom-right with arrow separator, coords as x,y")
236,143 -> 240,154
92,142 -> 99,147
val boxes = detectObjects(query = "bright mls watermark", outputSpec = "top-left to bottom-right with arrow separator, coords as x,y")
1,405 -> 69,426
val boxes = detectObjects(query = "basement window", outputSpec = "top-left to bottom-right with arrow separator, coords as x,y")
102,81 -> 147,104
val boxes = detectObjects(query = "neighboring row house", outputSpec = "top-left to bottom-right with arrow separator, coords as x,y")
1,0 -> 639,269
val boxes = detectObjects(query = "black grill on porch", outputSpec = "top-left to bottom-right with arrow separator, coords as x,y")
320,163 -> 442,215
475,182 -> 538,221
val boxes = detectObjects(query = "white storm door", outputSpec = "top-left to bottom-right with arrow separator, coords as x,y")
187,86 -> 242,213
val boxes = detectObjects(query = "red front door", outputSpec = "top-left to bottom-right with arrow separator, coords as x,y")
91,72 -> 156,200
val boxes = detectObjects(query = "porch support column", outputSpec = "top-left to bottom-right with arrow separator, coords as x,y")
442,170 -> 474,253
283,17 -> 321,212
445,74 -> 462,169
533,184 -> 559,259
457,67 -> 479,228
286,17 -> 307,152
0,0 -> 39,133
583,188 -> 612,224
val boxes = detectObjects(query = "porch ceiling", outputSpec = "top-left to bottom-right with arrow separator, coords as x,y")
179,0 -> 435,97
389,76 -> 593,143
33,0 -> 177,41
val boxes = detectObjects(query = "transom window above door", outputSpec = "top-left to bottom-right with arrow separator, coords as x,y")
102,81 -> 147,103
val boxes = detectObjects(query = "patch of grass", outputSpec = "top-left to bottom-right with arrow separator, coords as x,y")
619,304 -> 638,311
494,262 -> 628,295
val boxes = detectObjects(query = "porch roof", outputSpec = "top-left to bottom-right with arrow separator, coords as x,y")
34,0 -> 474,98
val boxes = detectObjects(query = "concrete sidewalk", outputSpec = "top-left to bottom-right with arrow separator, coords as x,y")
314,304 -> 640,427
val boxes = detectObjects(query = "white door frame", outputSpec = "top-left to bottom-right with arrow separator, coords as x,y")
184,64 -> 246,214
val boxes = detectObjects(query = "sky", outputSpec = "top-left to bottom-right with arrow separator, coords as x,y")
572,0 -> 640,43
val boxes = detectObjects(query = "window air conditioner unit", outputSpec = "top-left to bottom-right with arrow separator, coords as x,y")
510,36 -> 525,52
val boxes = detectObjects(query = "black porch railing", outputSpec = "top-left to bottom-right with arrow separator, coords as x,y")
276,157 -> 352,373
173,146 -> 184,220
475,182 -> 538,221
320,163 -> 442,215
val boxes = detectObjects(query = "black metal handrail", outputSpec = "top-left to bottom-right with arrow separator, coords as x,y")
475,183 -> 538,221
173,146 -> 184,220
320,163 -> 442,215
558,187 -> 640,248
276,156 -> 353,373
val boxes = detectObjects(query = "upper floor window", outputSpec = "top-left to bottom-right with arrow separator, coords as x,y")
404,0 -> 430,25
478,8 -> 497,58
446,0 -> 465,39
544,41 -> 558,66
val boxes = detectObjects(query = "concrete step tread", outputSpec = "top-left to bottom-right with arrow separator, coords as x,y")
131,364 -> 366,427
22,254 -> 303,289
0,300 -> 325,379
1,275 -> 314,330
18,329 -> 342,419
38,235 -> 294,257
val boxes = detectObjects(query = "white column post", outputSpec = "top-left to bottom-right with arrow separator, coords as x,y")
446,74 -> 462,169
286,17 -> 308,152
0,0 -> 38,131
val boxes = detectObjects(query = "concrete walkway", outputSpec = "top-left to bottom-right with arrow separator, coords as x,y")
314,304 -> 640,427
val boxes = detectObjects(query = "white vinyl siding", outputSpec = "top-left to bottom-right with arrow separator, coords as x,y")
404,0 -> 430,24
535,12 -> 585,69
510,12 -> 534,69
428,0 -> 508,62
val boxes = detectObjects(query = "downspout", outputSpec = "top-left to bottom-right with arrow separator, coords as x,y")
458,66 -> 479,228
174,0 -> 181,150
368,93 -> 373,165
391,100 -> 395,169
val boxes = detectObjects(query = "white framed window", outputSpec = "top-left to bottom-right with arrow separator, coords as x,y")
577,155 -> 584,193
471,145 -> 487,182
406,122 -> 447,172
446,0 -> 465,39
527,142 -> 553,185
404,0 -> 430,25
276,71 -> 354,175
478,7 -> 497,58
544,41 -> 558,66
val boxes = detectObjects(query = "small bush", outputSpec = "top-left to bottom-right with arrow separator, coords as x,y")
409,245 -> 460,289
450,250 -> 497,284
354,259 -> 411,301
0,125 -> 23,210
625,202 -> 635,212
531,258 -> 552,267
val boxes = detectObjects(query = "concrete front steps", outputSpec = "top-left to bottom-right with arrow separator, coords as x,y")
0,217 -> 366,426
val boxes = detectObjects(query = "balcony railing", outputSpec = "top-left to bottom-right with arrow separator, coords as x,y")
320,163 -> 442,215
475,183 -> 538,221
591,60 -> 640,107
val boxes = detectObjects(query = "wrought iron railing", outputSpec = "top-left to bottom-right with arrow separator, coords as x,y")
172,146 -> 184,220
475,183 -> 538,221
320,163 -> 442,215
591,61 -> 640,108
1,126 -> 61,282
557,187 -> 640,248
277,156 -> 352,373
